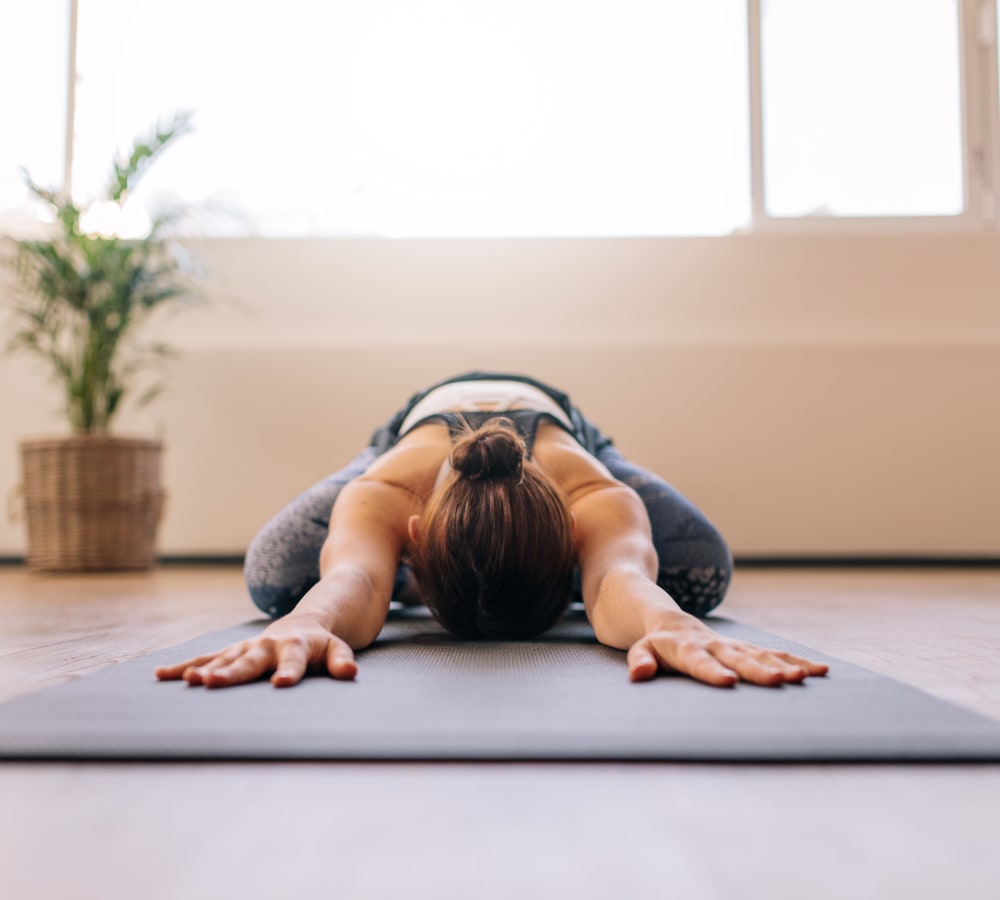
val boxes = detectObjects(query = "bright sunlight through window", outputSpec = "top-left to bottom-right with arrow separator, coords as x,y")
0,3 -> 68,224
69,0 -> 751,238
761,0 -> 964,218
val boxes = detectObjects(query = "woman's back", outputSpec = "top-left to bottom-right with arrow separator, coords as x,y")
361,419 -> 617,514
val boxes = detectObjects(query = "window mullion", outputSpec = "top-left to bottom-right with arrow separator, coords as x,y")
63,0 -> 79,198
968,0 -> 1000,227
752,0 -> 972,230
958,0 -> 982,223
747,0 -> 766,226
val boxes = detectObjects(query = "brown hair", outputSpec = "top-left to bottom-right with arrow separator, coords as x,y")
409,418 -> 575,639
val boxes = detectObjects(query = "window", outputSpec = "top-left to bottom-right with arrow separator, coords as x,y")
3,1 -> 999,236
70,0 -> 752,237
0,2 -> 70,224
758,0 -> 964,219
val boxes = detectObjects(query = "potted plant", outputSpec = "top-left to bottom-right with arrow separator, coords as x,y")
4,112 -> 200,571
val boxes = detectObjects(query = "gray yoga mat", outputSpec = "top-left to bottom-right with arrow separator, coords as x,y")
2,610 -> 1000,762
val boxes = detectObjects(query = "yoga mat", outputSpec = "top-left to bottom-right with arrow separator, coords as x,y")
2,610 -> 1000,762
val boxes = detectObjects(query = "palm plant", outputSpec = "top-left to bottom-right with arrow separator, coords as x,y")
5,112 -> 198,433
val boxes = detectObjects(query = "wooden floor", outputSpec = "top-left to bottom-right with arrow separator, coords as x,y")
1,564 -> 999,900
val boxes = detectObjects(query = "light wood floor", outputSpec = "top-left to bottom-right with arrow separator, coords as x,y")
1,565 -> 999,900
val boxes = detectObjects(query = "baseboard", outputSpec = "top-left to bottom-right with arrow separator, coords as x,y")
0,555 -> 245,567
1,554 -> 997,569
735,556 -> 1000,568
157,555 -> 246,566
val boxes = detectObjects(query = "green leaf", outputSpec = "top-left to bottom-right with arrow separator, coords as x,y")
5,110 -> 205,433
107,110 -> 195,202
135,384 -> 165,409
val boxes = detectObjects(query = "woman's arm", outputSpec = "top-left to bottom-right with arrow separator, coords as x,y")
156,478 -> 414,689
571,482 -> 827,686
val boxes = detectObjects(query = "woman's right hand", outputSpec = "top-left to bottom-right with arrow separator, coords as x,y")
154,615 -> 358,689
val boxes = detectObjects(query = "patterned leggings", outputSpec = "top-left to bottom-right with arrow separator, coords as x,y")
244,429 -> 733,623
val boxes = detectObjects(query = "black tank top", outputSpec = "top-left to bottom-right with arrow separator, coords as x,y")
399,409 -> 576,456
370,371 -> 613,458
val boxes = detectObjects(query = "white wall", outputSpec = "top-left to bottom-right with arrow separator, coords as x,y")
2,234 -> 998,557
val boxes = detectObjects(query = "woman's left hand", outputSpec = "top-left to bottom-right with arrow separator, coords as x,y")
627,619 -> 829,687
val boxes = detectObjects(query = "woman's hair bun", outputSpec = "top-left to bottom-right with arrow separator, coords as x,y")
450,419 -> 525,481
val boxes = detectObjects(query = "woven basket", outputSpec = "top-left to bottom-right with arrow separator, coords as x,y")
18,436 -> 165,572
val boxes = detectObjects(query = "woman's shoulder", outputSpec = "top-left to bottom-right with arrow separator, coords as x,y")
532,424 -> 619,499
355,424 -> 451,495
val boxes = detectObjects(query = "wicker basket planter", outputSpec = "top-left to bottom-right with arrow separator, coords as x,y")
18,436 -> 165,572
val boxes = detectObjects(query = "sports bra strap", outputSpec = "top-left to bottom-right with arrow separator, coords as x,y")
402,410 -> 574,456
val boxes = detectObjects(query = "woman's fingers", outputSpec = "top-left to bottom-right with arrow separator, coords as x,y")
160,633 -> 360,689
180,642 -> 249,685
711,644 -> 829,685
771,650 -> 829,677
325,636 -> 358,681
710,643 -> 798,686
271,639 -> 310,687
158,642 -> 251,681
155,652 -> 225,681
268,635 -> 359,684
627,638 -> 738,686
628,631 -> 829,687
626,641 -> 660,682
684,647 -> 741,687
188,642 -> 275,688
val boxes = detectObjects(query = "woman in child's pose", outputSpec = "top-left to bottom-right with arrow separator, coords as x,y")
157,372 -> 827,688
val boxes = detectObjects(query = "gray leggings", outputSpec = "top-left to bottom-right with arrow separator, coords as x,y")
244,434 -> 733,622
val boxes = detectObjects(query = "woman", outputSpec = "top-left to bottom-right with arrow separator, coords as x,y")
156,372 -> 827,688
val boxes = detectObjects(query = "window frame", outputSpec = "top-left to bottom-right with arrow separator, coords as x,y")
6,0 -> 1000,237
747,0 -> 1000,233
